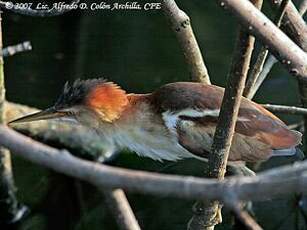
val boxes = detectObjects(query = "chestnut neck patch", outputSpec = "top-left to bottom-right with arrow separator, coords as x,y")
86,82 -> 128,122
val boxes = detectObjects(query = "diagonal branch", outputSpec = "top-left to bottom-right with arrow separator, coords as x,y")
230,203 -> 263,230
299,0 -> 307,15
103,189 -> 141,230
243,0 -> 289,99
188,0 -> 262,227
268,0 -> 307,154
210,2 -> 260,180
269,0 -> 307,51
249,0 -> 307,100
216,0 -> 307,78
247,55 -> 277,99
162,0 -> 211,84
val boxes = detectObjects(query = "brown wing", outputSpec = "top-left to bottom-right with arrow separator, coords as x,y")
236,103 -> 301,149
152,82 -> 301,156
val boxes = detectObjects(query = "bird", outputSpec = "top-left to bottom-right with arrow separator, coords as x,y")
9,78 -> 302,163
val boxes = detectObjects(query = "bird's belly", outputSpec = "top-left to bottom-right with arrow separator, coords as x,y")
112,125 -> 273,163
114,128 -> 193,161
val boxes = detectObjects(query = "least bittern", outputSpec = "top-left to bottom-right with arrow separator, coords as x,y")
9,79 -> 302,162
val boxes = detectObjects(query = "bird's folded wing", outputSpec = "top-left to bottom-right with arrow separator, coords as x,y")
154,82 -> 301,161
162,106 -> 301,161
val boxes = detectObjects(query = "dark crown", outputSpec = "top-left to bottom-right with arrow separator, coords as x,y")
54,78 -> 107,109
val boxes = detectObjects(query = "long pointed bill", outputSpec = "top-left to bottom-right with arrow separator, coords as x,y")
8,108 -> 66,125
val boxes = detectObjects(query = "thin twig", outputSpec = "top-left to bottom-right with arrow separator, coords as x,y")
231,203 -> 263,230
243,46 -> 269,98
0,0 -> 80,17
1,41 -> 32,57
2,125 -> 307,203
103,189 -> 141,230
250,55 -> 277,98
216,0 -> 307,78
261,104 -> 307,116
299,0 -> 307,15
162,0 -> 211,84
288,121 -> 304,130
243,0 -> 289,99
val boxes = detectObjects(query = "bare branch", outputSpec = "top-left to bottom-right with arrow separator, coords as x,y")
269,0 -> 307,51
162,0 -> 211,84
189,1 -> 261,226
243,0 -> 289,99
0,1 -> 80,17
1,125 -> 307,202
243,47 -> 269,98
288,121 -> 304,129
299,0 -> 307,15
231,203 -> 263,230
250,1 -> 307,99
261,104 -> 307,116
103,189 -> 141,230
1,41 -> 32,57
209,8 -> 257,180
217,0 -> 307,78
247,55 -> 277,99
269,1 -> 307,153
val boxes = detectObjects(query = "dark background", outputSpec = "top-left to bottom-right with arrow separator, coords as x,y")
3,0 -> 306,229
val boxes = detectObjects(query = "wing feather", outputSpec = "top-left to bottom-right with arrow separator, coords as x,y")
154,82 -> 301,162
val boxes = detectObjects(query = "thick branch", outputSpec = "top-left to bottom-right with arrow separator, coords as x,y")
103,189 -> 141,230
1,125 -> 307,202
5,102 -> 113,161
209,13 -> 257,181
162,0 -> 211,84
269,0 -> 307,51
189,1 -> 260,227
217,0 -> 307,78
0,1 -> 80,17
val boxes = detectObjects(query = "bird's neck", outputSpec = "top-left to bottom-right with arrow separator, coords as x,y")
117,93 -> 153,123
97,93 -> 179,160
98,93 -> 155,127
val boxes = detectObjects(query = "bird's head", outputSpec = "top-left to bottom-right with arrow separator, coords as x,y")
9,78 -> 129,127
